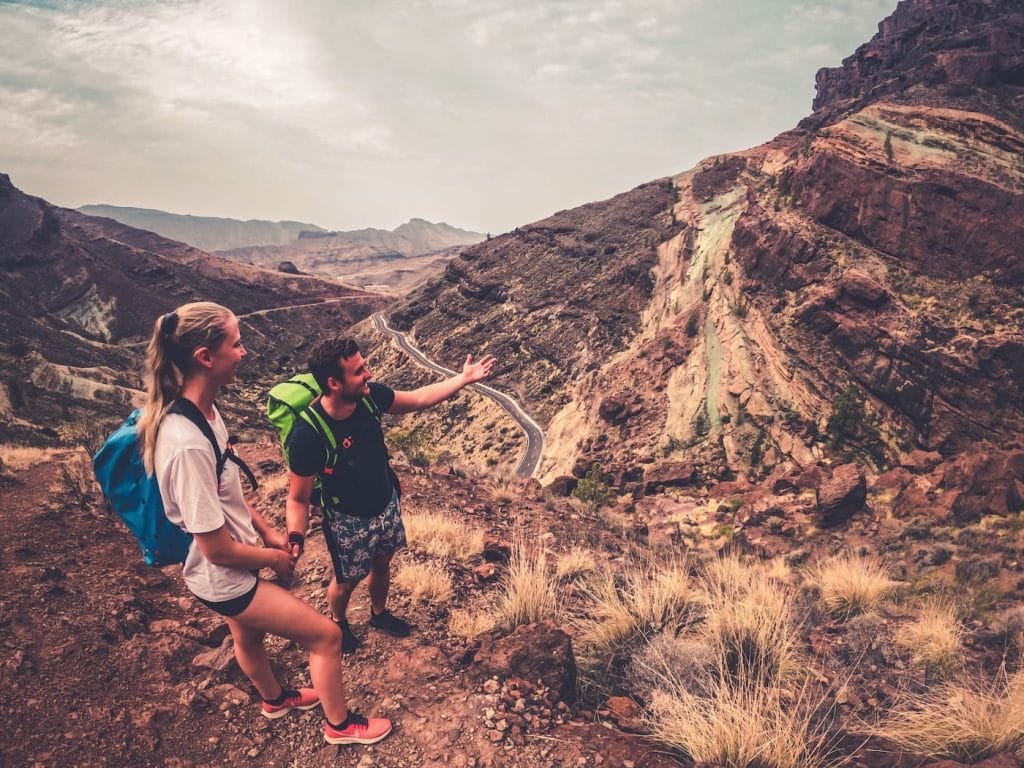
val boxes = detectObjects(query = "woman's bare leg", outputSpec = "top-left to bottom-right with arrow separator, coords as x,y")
233,580 -> 348,723
224,621 -> 280,700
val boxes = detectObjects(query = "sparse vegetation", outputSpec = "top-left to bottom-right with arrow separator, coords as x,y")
701,554 -> 800,683
884,130 -> 894,162
387,424 -> 434,467
0,444 -> 58,471
556,547 -> 596,581
647,666 -> 839,768
576,558 -> 695,677
896,598 -> 964,674
496,531 -> 557,630
402,512 -> 484,563
813,553 -> 897,619
572,464 -> 611,510
685,310 -> 700,337
449,605 -> 498,639
875,666 -> 1024,761
826,385 -> 866,447
393,559 -> 453,604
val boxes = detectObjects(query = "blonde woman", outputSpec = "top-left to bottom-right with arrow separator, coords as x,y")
140,301 -> 391,746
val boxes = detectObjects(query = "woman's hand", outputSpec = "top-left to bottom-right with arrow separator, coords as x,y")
262,527 -> 289,553
268,549 -> 296,580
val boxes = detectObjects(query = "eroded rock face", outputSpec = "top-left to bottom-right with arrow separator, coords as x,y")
371,0 -> 1023,486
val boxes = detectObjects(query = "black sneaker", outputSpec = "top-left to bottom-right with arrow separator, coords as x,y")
337,618 -> 360,654
369,609 -> 412,637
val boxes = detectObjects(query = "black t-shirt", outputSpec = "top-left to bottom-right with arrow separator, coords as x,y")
286,382 -> 396,518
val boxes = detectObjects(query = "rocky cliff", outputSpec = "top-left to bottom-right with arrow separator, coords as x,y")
372,0 -> 1023,492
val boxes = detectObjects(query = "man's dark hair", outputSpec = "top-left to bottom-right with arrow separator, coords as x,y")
308,336 -> 361,392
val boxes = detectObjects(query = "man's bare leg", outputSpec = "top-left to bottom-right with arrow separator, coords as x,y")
327,576 -> 362,653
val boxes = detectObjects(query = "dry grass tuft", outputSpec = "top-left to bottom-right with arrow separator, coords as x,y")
488,470 -> 521,505
700,553 -> 800,683
449,606 -> 498,639
896,598 -> 964,673
495,531 -> 557,630
392,559 -> 453,604
402,511 -> 484,563
875,667 -> 1024,760
576,558 -> 695,674
0,444 -> 58,472
646,657 -> 840,768
556,547 -> 596,581
813,552 -> 898,619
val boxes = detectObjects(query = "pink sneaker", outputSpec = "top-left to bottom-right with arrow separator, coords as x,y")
261,688 -> 321,719
323,712 -> 393,745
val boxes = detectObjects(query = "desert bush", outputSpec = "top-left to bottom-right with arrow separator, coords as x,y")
386,425 -> 433,467
896,598 -> 964,674
488,469 -> 520,505
402,512 -> 483,564
875,666 -> 1024,761
573,464 -> 611,510
495,531 -> 557,630
812,553 -> 897,619
392,559 -> 453,604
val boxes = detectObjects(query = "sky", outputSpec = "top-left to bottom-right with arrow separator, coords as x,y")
0,0 -> 898,234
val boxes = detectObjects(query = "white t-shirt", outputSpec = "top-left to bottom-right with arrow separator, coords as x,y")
154,408 -> 260,602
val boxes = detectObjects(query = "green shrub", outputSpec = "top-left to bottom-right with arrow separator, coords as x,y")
573,464 -> 611,509
826,386 -> 866,447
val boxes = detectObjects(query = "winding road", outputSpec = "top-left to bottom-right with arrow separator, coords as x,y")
372,312 -> 544,479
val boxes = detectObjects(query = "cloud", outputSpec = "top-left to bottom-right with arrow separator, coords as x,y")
0,0 -> 899,231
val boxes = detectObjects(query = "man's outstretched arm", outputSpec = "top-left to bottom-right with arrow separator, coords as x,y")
388,353 -> 496,414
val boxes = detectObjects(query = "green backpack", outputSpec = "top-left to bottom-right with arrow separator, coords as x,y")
265,373 -> 386,511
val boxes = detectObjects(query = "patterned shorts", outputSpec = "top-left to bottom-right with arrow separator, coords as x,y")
322,489 -> 407,583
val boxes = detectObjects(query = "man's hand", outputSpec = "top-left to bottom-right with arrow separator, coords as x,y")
462,353 -> 496,385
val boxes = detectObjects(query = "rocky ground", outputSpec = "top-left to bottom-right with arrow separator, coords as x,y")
2,435 -> 1023,767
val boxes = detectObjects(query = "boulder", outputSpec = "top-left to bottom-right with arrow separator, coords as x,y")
276,261 -> 301,274
901,449 -> 942,474
602,696 -> 644,733
468,622 -> 577,703
816,463 -> 866,524
943,450 -> 1024,523
548,475 -> 578,497
644,462 -> 696,493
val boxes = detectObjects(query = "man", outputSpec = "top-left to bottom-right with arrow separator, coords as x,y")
285,336 -> 495,653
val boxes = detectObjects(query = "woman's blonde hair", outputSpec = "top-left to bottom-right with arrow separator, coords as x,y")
138,301 -> 235,474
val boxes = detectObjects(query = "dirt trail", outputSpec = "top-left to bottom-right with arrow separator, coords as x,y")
0,449 -> 673,768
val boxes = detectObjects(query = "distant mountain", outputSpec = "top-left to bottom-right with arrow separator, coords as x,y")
2,177 -> 388,445
379,0 -> 1024,488
217,218 -> 485,294
76,204 -> 327,252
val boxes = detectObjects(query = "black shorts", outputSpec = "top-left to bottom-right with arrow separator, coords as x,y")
194,579 -> 259,617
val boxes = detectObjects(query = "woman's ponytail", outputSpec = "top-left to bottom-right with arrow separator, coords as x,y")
138,302 -> 233,474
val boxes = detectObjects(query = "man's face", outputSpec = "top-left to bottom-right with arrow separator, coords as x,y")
332,352 -> 371,402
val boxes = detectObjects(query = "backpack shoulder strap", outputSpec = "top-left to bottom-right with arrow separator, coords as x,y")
360,394 -> 382,424
298,404 -> 338,476
169,398 -> 225,476
169,399 -> 259,490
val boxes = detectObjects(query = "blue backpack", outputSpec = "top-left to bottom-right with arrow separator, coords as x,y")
93,399 -> 257,566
